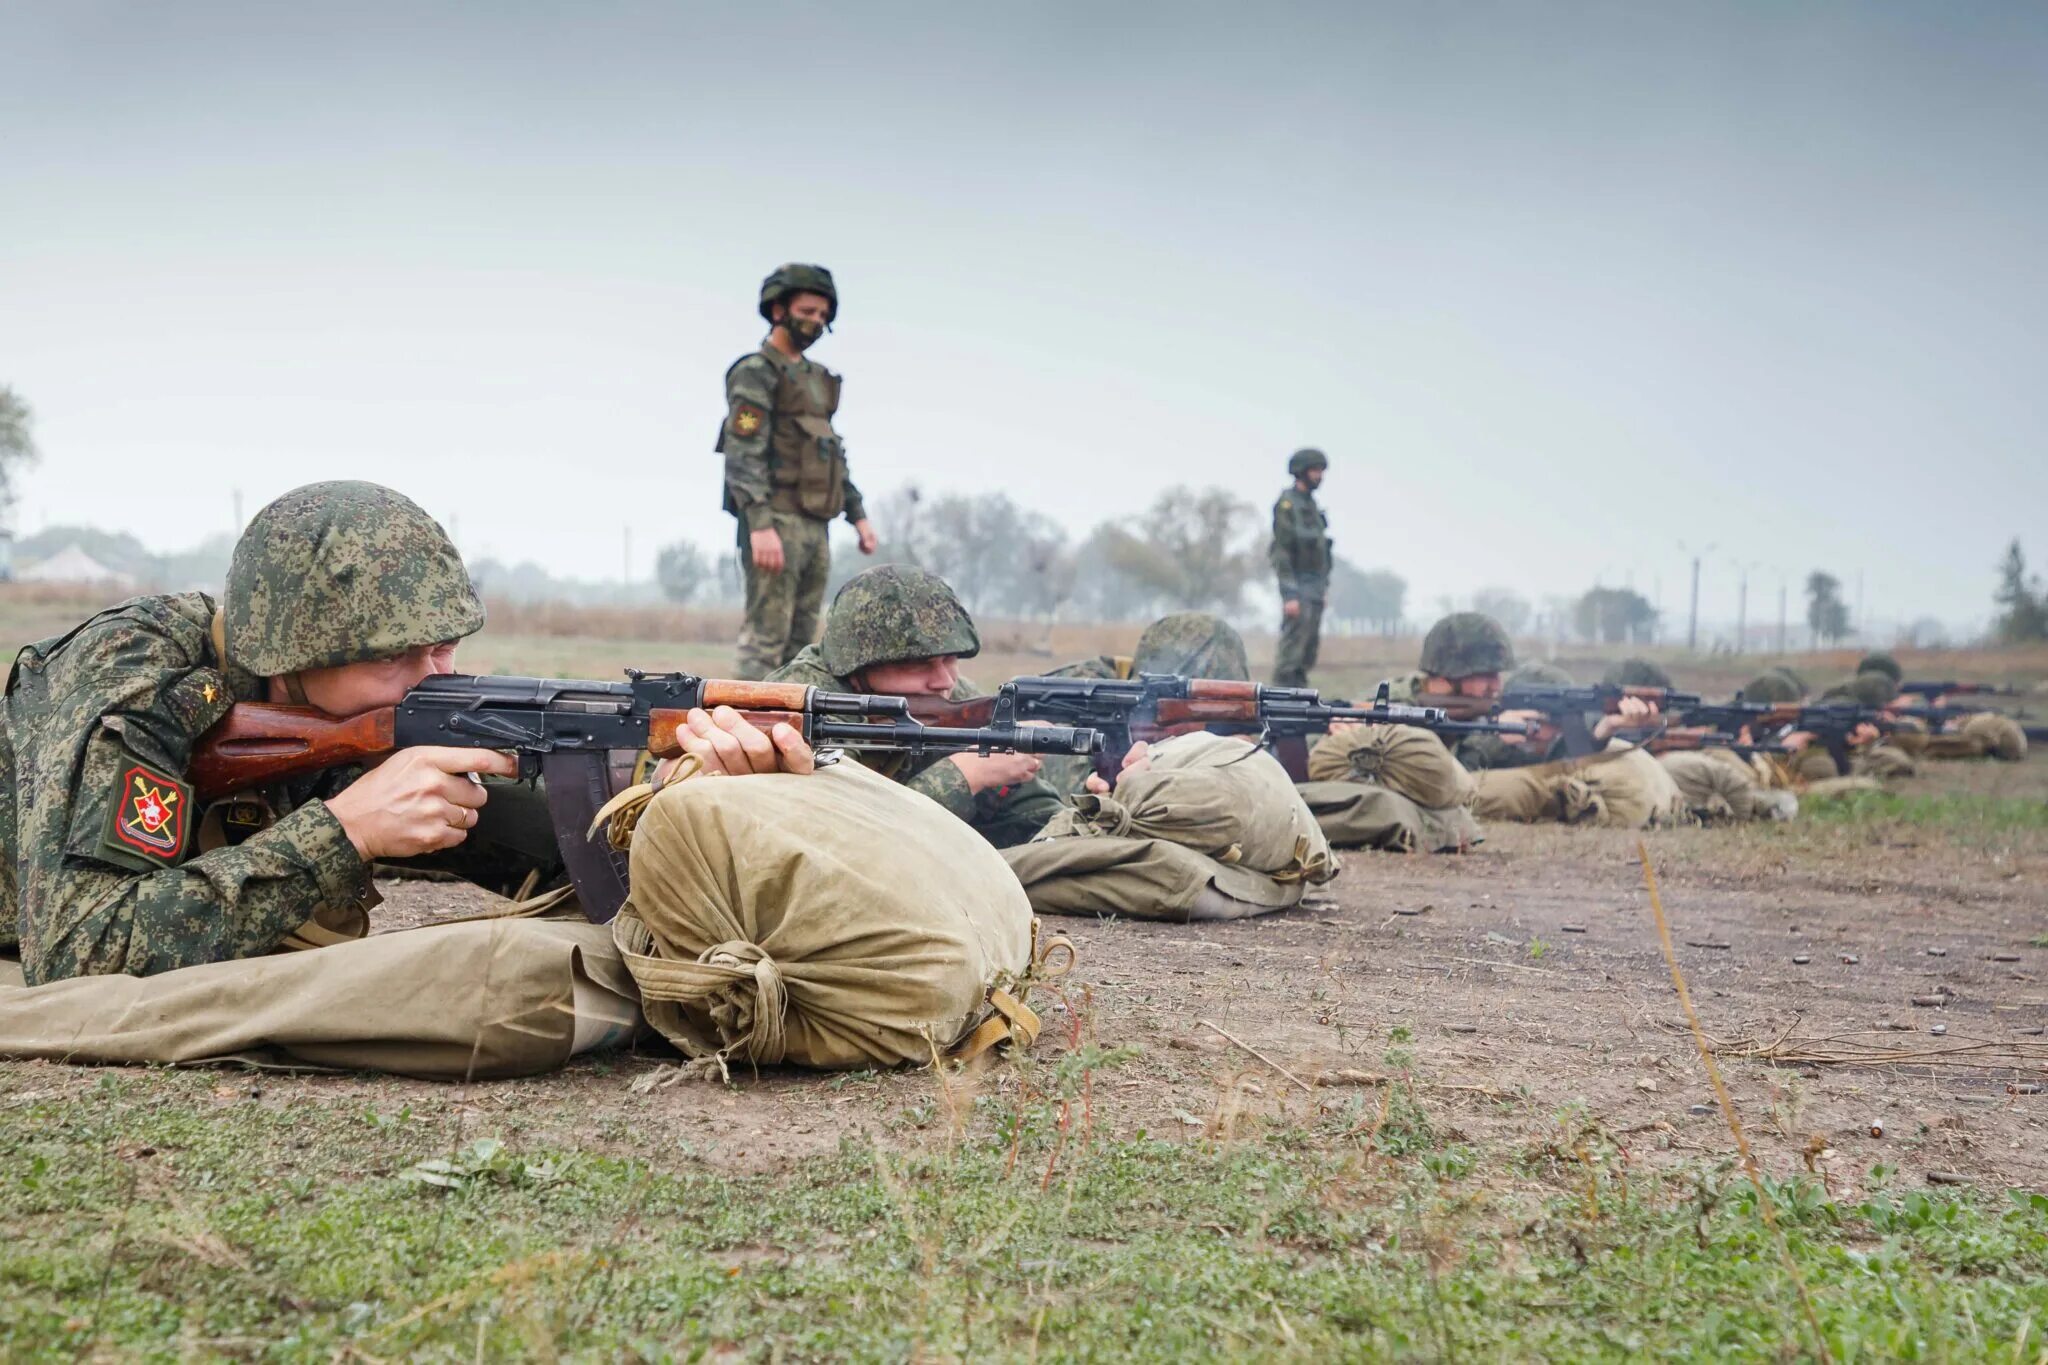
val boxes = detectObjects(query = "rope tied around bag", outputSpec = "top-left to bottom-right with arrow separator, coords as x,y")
588,753 -> 704,851
696,940 -> 790,1065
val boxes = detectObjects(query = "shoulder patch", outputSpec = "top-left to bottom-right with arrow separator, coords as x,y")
731,403 -> 766,437
100,761 -> 192,867
1279,497 -> 1292,510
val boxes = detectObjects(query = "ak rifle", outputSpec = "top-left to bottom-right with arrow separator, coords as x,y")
1679,700 -> 1889,773
1897,680 -> 2020,700
191,670 -> 1103,922
904,674 -> 1537,781
1891,704 -> 2048,746
1488,682 -> 1705,759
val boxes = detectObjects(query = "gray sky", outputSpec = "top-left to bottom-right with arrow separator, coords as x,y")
4,1 -> 2044,634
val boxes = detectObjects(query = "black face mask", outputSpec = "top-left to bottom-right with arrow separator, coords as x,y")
783,315 -> 825,350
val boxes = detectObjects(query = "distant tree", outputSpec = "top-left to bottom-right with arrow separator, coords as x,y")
1471,587 -> 1532,637
1069,523 -> 1167,622
655,540 -> 711,604
1901,617 -> 1949,649
1805,571 -> 1850,646
1118,486 -> 1260,612
0,386 -> 38,520
1326,559 -> 1406,634
906,493 -> 1077,620
1573,586 -> 1658,644
1993,539 -> 2048,644
865,484 -> 929,567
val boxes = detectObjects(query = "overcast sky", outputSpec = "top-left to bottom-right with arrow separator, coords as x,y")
4,1 -> 2043,634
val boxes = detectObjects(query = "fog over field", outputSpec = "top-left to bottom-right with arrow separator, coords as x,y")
4,1 -> 2044,636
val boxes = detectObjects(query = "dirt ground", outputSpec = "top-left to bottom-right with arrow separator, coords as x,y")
94,752 -> 2014,1209
6,585 -> 2044,1202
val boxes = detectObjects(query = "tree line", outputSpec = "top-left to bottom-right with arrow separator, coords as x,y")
3,383 -> 2040,646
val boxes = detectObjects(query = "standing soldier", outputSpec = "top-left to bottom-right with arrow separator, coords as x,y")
1270,447 -> 1332,687
720,263 -> 878,680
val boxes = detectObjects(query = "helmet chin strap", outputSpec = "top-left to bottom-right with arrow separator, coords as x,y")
281,672 -> 310,706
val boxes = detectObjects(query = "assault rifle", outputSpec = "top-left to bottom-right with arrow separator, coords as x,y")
191,671 -> 1103,922
1611,725 -> 1789,757
1898,680 -> 2020,700
904,674 -> 1536,781
1892,704 -> 2048,746
1678,700 -> 1888,773
1487,682 -> 1705,758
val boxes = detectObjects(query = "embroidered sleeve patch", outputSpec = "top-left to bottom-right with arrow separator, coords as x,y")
731,403 -> 766,438
100,762 -> 192,865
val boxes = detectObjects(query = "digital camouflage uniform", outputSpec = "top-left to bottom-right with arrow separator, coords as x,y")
0,483 -> 556,984
766,566 -> 1064,848
1039,613 -> 1252,795
722,264 -> 867,680
1270,448 -> 1331,688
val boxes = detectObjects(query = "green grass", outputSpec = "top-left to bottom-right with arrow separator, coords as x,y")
1799,789 -> 2048,834
5,1071 -> 2047,1360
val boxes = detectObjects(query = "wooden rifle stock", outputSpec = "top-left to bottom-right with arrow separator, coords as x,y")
190,704 -> 398,800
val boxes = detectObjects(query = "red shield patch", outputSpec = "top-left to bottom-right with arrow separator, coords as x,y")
111,764 -> 191,861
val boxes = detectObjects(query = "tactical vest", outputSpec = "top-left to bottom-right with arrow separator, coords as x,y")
721,351 -> 848,521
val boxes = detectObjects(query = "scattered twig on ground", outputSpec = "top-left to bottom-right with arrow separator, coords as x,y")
1444,957 -> 1566,977
1196,1019 -> 1316,1095
1659,1024 -> 2048,1073
1639,839 -> 1834,1365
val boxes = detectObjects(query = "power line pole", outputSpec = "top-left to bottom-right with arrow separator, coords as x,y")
1678,541 -> 1716,653
1854,570 -> 1865,642
1776,578 -> 1788,656
1735,566 -> 1748,655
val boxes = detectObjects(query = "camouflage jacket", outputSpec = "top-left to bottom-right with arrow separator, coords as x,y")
720,343 -> 866,531
1269,484 -> 1331,602
767,644 -> 1065,847
0,594 -> 375,983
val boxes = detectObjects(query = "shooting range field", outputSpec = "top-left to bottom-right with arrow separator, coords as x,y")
4,586 -> 2048,1358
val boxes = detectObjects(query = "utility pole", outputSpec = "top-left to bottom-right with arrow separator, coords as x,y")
1677,541 -> 1716,654
1777,578 -> 1788,656
1854,570 -> 1865,642
1735,567 -> 1748,655
1688,557 -> 1701,652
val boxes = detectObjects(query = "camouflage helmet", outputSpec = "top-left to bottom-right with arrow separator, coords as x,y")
1287,447 -> 1329,477
1133,612 -> 1250,682
1507,661 -> 1576,689
758,262 -> 838,324
1603,658 -> 1674,691
1420,612 -> 1515,679
1740,672 -> 1802,704
1845,670 -> 1900,708
821,564 -> 979,676
224,481 -> 484,676
1769,664 -> 1808,694
1855,651 -> 1903,684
